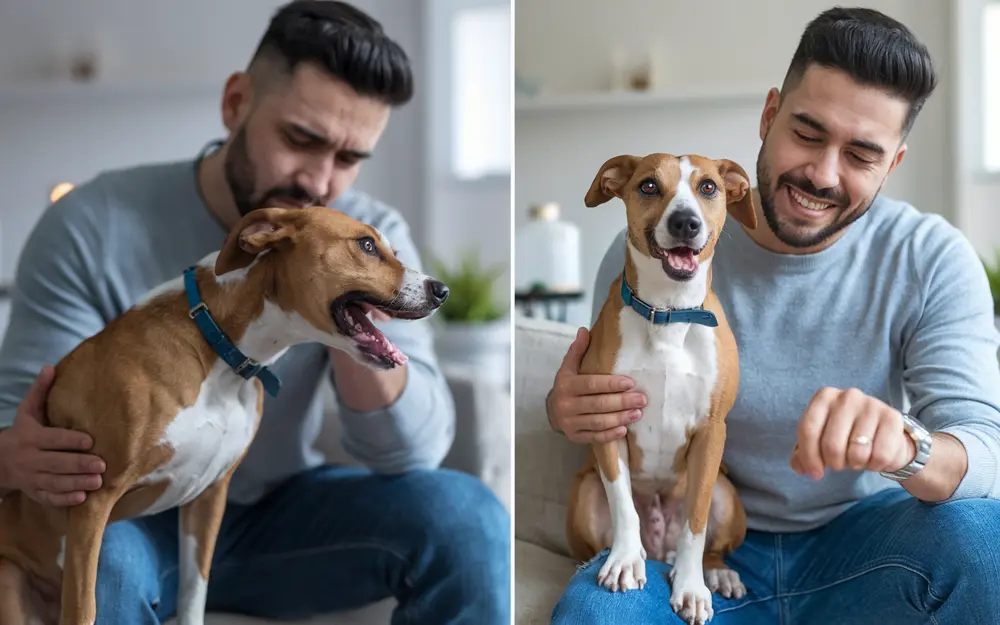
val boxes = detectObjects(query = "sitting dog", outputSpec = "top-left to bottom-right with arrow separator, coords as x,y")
0,206 -> 449,625
565,153 -> 757,625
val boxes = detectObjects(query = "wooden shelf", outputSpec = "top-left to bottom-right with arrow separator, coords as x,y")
515,86 -> 768,113
0,79 -> 222,105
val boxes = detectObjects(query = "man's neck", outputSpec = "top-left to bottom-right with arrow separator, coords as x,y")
197,144 -> 243,233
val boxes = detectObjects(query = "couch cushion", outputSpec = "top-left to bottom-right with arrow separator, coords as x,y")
515,539 -> 577,624
514,316 -> 590,559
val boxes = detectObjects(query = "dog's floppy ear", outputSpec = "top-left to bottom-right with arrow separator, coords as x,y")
584,155 -> 641,207
215,207 -> 297,275
716,159 -> 758,230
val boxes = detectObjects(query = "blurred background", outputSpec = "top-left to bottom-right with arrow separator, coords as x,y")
0,0 -> 512,385
513,0 -> 1000,328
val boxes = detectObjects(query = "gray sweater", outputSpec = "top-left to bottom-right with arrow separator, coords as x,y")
593,195 -> 1000,532
0,158 -> 455,504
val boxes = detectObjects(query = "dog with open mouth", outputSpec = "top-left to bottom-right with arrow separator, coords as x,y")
0,206 -> 448,625
565,153 -> 757,625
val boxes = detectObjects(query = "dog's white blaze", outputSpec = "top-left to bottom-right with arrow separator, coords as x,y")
617,240 -> 717,482
176,531 -> 208,625
656,156 -> 710,253
597,439 -> 645,590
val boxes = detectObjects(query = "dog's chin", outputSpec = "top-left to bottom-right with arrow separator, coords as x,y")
330,291 -> 437,369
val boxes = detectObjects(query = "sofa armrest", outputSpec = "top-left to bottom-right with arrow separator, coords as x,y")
439,364 -> 511,510
313,366 -> 511,510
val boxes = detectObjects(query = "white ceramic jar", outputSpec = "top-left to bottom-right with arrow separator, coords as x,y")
515,202 -> 581,293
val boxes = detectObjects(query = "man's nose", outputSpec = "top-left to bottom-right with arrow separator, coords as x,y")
805,149 -> 840,191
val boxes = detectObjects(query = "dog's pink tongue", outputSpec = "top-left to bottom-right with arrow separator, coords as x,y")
667,248 -> 697,272
349,308 -> 408,366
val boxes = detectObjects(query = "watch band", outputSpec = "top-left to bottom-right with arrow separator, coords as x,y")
879,413 -> 932,482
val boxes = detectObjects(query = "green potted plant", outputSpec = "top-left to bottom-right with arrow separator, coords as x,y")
427,250 -> 509,386
983,249 -> 1000,330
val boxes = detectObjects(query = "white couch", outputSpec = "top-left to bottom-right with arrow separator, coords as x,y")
513,316 -> 596,624
167,363 -> 511,625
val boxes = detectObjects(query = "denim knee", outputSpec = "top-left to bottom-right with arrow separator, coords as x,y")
402,468 -> 510,561
95,520 -> 166,621
922,498 -> 1000,580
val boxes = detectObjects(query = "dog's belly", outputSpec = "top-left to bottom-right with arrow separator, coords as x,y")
134,367 -> 260,517
614,310 -> 717,489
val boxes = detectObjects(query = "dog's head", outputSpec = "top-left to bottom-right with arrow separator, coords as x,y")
214,206 -> 448,370
585,153 -> 757,282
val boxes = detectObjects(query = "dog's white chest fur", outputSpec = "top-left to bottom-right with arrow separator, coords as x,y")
614,304 -> 717,483
136,364 -> 260,517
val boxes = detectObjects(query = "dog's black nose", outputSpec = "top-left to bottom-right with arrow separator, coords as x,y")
667,209 -> 702,240
426,279 -> 449,305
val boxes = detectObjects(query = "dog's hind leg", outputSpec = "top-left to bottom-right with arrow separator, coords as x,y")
58,488 -> 119,625
0,558 -> 55,625
702,474 -> 747,600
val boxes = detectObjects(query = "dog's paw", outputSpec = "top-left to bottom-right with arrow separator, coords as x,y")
705,567 -> 745,599
669,569 -> 713,625
597,543 -> 647,592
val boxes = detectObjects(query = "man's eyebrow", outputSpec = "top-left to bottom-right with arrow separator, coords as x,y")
792,113 -> 886,156
289,123 -> 372,159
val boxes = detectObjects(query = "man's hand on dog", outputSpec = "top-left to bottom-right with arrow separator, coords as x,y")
790,386 -> 917,479
0,365 -> 106,506
545,327 -> 647,443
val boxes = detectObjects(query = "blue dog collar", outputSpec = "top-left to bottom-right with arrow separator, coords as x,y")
620,276 -> 718,327
183,266 -> 282,397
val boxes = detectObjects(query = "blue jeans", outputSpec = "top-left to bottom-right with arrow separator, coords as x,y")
552,487 -> 1000,624
93,465 -> 510,624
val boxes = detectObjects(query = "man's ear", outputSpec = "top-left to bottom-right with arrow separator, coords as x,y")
215,207 -> 296,275
584,155 -> 641,207
715,159 -> 758,230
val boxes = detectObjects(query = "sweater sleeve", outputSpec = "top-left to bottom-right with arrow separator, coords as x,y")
0,190 -> 108,429
901,219 -> 1000,500
330,210 -> 456,474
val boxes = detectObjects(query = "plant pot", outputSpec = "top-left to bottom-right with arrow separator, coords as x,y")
434,318 -> 510,387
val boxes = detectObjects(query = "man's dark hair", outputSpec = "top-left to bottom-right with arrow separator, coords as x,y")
781,6 -> 937,136
249,0 -> 413,106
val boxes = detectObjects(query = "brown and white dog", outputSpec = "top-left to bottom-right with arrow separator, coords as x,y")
566,153 -> 757,624
0,206 -> 448,625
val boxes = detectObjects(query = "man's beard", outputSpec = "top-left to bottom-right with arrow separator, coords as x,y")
223,125 -> 320,217
755,138 -> 880,249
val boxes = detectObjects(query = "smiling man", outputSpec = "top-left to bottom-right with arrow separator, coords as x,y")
0,1 -> 509,623
546,7 -> 1000,624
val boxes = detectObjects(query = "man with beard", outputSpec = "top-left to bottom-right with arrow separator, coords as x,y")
0,1 -> 509,623
546,7 -> 1000,624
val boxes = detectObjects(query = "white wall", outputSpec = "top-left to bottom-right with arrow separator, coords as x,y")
514,0 -> 954,327
0,0 -> 514,291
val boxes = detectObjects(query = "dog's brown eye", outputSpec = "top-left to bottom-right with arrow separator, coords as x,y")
699,180 -> 717,196
358,237 -> 377,256
638,178 -> 659,195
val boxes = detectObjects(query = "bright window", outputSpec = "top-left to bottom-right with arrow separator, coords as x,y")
451,3 -> 510,180
984,1 -> 1000,172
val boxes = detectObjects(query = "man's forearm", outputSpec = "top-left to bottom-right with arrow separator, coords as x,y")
902,432 -> 968,502
328,349 -> 407,412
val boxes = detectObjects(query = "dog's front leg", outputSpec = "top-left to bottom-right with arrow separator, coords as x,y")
593,438 -> 646,592
669,418 -> 725,625
176,473 -> 233,625
60,489 -> 118,625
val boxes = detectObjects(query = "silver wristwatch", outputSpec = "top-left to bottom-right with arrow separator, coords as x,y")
879,413 -> 932,482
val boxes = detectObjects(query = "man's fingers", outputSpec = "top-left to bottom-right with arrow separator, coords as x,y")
558,328 -> 590,376
33,426 -> 94,452
35,471 -> 102,495
580,425 -> 628,444
583,409 -> 642,433
566,374 -> 636,396
17,365 -> 56,424
818,393 -> 862,472
34,451 -> 105,475
36,489 -> 87,507
845,410 -> 880,470
569,391 -> 646,418
796,388 -> 838,479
